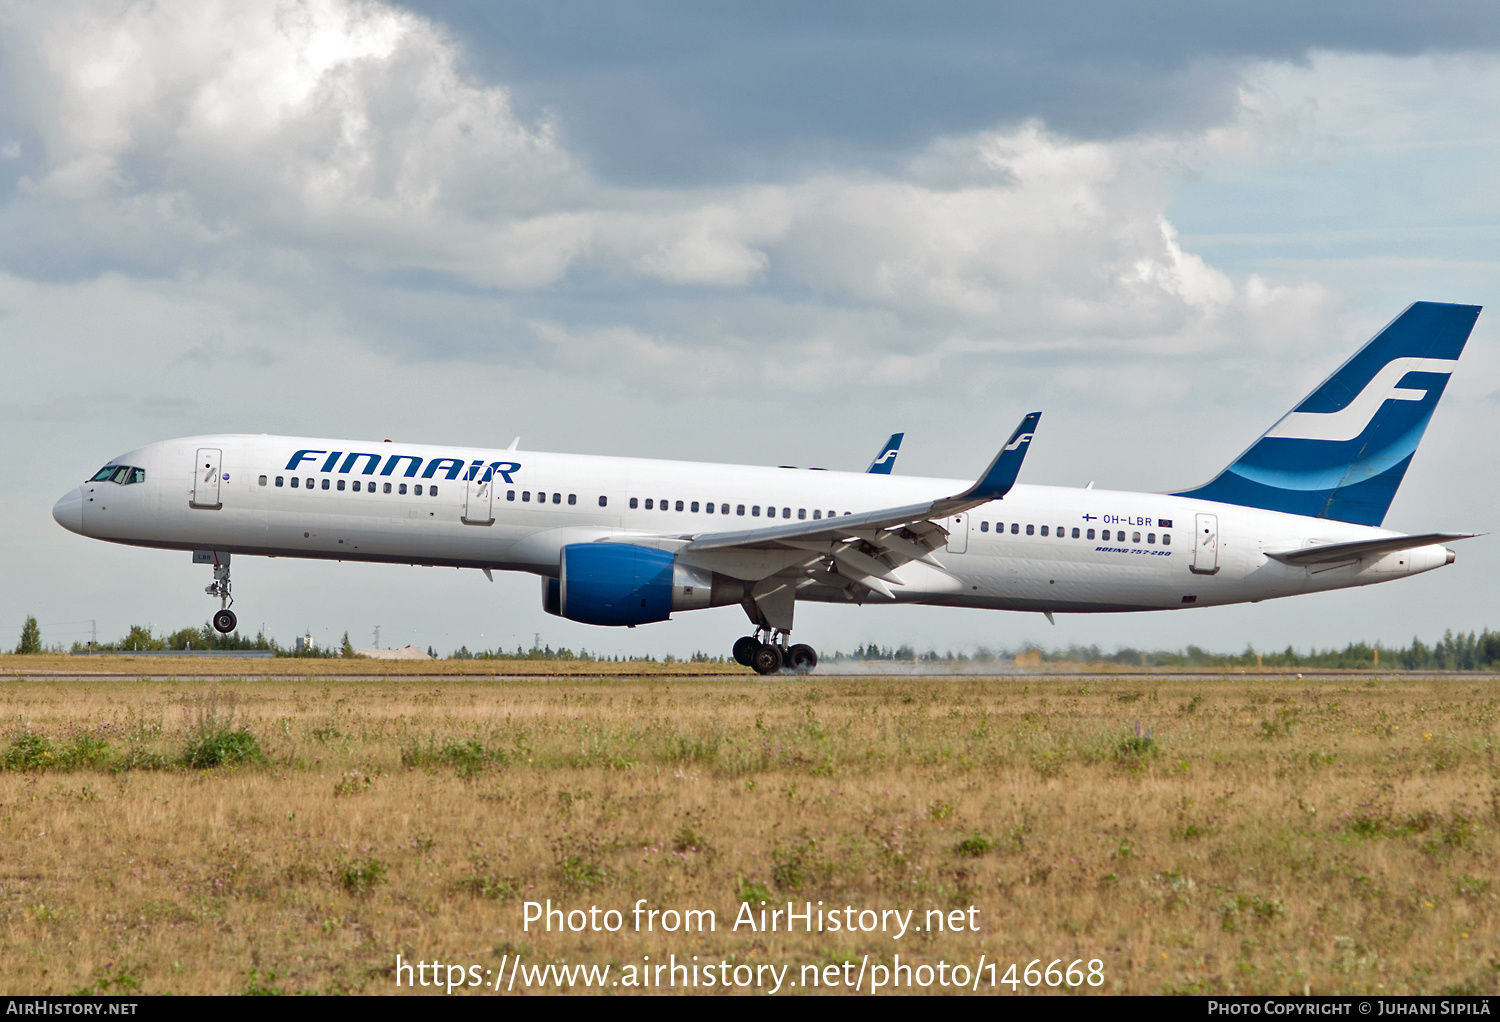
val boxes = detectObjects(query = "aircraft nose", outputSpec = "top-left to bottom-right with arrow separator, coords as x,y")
52,487 -> 83,534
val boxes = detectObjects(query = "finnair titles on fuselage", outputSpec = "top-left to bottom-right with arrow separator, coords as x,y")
53,302 -> 1480,674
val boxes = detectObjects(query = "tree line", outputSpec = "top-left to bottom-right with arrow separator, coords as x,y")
826,630 -> 1500,670
11,615 -> 1500,669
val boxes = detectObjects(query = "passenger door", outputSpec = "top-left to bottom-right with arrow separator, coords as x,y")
191,448 -> 222,509
463,473 -> 495,525
1191,513 -> 1219,575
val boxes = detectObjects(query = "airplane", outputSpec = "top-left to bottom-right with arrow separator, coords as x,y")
51,301 -> 1479,675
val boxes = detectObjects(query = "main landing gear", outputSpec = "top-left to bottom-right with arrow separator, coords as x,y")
202,553 -> 237,634
733,630 -> 817,676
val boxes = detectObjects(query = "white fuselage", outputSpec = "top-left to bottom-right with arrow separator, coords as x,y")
52,433 -> 1454,617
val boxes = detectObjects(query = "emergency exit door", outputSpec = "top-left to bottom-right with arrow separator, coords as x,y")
945,513 -> 969,554
191,448 -> 222,509
1191,513 -> 1219,575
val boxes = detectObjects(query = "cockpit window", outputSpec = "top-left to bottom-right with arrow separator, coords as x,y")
91,464 -> 146,484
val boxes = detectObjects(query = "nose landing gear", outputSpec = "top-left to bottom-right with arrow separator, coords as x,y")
732,630 -> 818,675
197,551 -> 237,634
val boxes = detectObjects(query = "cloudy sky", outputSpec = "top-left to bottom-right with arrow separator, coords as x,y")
3,0 -> 1498,658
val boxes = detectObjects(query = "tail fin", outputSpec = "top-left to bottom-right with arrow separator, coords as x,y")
866,432 -> 904,474
1173,301 -> 1480,526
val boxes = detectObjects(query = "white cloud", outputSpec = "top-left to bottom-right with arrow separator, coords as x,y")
0,0 -> 1336,384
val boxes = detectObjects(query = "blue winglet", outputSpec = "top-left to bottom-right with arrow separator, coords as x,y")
958,412 -> 1040,501
866,433 -> 904,474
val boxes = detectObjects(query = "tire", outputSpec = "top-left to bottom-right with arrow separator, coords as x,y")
751,643 -> 783,675
788,643 -> 817,673
732,635 -> 760,667
212,609 -> 237,634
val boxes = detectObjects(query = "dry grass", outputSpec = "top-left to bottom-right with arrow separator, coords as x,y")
0,673 -> 1496,995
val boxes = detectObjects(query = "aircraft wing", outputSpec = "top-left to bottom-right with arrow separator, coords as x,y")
671,413 -> 1040,600
1265,532 -> 1477,566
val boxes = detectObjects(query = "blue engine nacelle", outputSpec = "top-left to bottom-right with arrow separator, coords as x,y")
542,543 -> 745,626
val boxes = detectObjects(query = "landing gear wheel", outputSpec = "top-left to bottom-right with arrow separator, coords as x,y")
212,609 -> 237,634
732,636 -> 760,667
788,643 -> 817,673
751,643 -> 784,676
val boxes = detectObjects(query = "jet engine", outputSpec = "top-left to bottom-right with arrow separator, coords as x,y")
542,543 -> 745,626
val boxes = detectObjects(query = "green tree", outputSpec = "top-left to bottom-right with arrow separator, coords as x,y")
15,615 -> 41,654
341,631 -> 355,657
121,625 -> 165,651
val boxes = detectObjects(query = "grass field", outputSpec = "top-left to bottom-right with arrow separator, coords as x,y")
0,664 -> 1496,995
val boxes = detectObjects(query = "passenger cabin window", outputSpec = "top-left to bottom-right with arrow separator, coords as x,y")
337,479 -> 346,491
321,478 -> 329,490
1040,526 -> 1048,536
275,476 -> 284,487
1026,524 -> 1034,535
751,505 -> 760,516
722,504 -> 730,514
644,498 -> 652,509
291,478 -> 299,488
431,486 -> 438,497
507,490 -> 516,501
523,491 -> 531,502
568,494 -> 576,505
399,483 -> 408,495
352,480 -> 360,492
1086,528 -> 1095,539
553,493 -> 562,504
629,497 -> 638,508
1147,532 -> 1155,544
813,510 -> 822,520
782,507 -> 791,519
1132,532 -> 1141,543
306,478 -> 313,489
1163,534 -> 1171,546
737,504 -> 746,516
676,500 -> 684,511
1011,523 -> 1019,534
798,508 -> 806,520
415,484 -> 423,495
598,496 -> 607,507
691,501 -> 699,512
1071,527 -> 1080,538
383,482 -> 392,494
980,521 -> 988,532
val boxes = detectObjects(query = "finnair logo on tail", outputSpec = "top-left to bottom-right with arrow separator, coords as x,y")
871,449 -> 898,467
1265,357 -> 1457,443
1003,432 -> 1034,452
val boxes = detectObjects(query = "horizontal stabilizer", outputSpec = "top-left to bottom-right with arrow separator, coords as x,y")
1265,533 -> 1476,566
